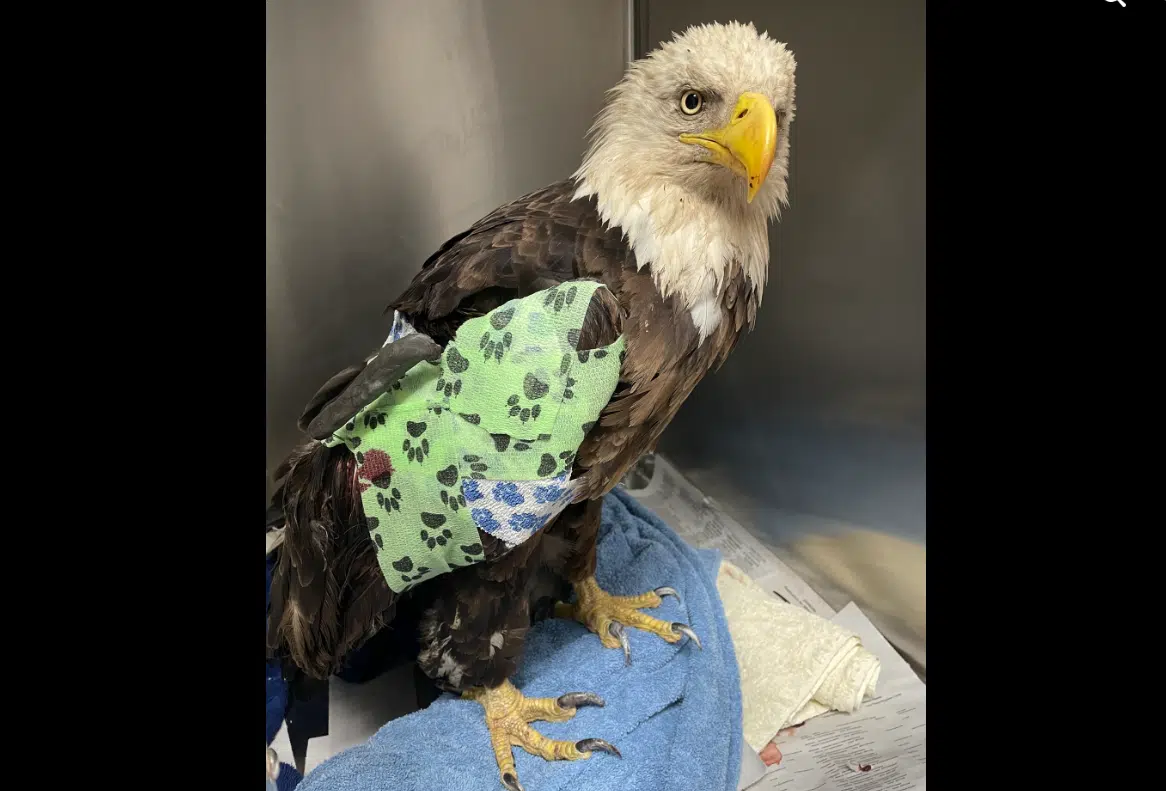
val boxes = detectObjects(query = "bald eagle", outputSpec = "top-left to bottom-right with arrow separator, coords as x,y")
268,21 -> 796,791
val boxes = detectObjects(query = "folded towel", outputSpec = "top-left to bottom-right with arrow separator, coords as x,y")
297,488 -> 743,791
715,560 -> 880,752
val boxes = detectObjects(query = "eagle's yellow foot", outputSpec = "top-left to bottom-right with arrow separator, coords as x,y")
556,576 -> 702,665
464,679 -> 620,791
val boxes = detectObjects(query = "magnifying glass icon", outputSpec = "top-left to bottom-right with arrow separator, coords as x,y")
1106,0 -> 1126,7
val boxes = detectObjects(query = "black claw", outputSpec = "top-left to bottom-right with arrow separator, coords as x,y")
557,691 -> 606,709
654,586 -> 681,605
671,623 -> 702,650
502,772 -> 526,791
576,738 -> 622,759
608,622 -> 631,665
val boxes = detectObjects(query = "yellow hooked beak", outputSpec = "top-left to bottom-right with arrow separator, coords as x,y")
679,92 -> 778,203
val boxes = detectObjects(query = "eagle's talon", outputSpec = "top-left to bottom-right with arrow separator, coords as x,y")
654,586 -> 681,604
671,622 -> 702,650
608,622 -> 631,665
556,691 -> 606,709
567,576 -> 698,656
576,738 -> 622,758
468,680 -> 607,791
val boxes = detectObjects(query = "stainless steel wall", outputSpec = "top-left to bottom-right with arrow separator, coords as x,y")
644,2 -> 926,665
266,0 -> 629,492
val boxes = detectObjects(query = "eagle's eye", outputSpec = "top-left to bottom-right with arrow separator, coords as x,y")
679,90 -> 703,116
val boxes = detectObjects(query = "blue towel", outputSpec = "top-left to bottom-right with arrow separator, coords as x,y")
298,488 -> 742,791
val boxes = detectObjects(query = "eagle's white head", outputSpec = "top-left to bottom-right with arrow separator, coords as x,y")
573,22 -> 796,341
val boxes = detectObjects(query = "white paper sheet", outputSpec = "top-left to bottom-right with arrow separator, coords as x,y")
738,740 -> 770,791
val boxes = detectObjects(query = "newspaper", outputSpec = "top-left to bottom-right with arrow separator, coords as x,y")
624,455 -> 925,791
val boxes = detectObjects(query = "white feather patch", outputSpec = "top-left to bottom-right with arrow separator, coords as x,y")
575,178 -> 764,343
689,292 -> 724,339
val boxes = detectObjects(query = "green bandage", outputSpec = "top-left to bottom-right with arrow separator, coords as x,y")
325,281 -> 625,593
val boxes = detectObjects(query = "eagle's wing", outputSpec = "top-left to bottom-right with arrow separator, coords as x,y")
388,180 -> 634,343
